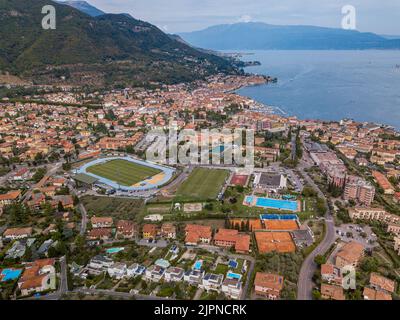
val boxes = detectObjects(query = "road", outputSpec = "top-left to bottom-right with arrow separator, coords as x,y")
71,188 -> 88,236
296,157 -> 336,300
22,161 -> 63,202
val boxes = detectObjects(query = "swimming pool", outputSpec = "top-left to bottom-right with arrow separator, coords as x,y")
226,272 -> 242,280
256,197 -> 298,211
1,269 -> 22,282
106,247 -> 124,254
193,260 -> 203,270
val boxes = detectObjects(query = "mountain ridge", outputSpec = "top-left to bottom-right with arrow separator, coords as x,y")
0,0 -> 238,87
179,22 -> 400,50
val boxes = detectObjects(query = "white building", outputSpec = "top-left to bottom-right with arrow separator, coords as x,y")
164,267 -> 185,282
201,273 -> 224,292
107,263 -> 127,279
221,278 -> 242,300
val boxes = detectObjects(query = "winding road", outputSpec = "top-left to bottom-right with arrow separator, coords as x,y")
296,155 -> 336,300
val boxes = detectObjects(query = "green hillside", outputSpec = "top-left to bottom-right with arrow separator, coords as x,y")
0,0 -> 239,87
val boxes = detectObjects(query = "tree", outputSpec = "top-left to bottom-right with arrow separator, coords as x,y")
314,255 -> 326,266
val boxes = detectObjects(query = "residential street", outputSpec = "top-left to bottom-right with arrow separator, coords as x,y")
296,157 -> 336,300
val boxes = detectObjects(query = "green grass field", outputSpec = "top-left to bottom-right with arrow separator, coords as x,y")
86,159 -> 161,186
175,168 -> 229,201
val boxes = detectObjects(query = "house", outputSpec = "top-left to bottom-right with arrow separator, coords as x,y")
185,224 -> 212,245
321,264 -> 342,285
161,223 -> 176,239
87,228 -> 112,240
3,227 -> 32,240
372,171 -> 395,195
18,259 -> 56,296
13,168 -> 31,181
116,220 -> 137,239
51,195 -> 74,209
126,263 -> 146,278
91,217 -> 113,228
254,272 -> 284,300
164,267 -> 185,282
143,265 -> 165,282
108,263 -> 127,279
201,273 -> 224,292
363,287 -> 392,300
320,284 -> 345,300
88,255 -> 113,274
221,277 -> 242,300
0,190 -> 21,206
335,241 -> 365,268
142,224 -> 159,239
184,269 -> 205,285
369,273 -> 396,294
213,228 -> 250,253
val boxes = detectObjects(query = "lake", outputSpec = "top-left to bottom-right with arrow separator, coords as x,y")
236,50 -> 400,129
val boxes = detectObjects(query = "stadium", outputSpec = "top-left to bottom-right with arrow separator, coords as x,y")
75,156 -> 175,192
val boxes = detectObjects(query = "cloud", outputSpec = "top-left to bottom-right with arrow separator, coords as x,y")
238,14 -> 252,23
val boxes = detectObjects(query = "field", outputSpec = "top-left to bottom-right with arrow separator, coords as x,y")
175,168 -> 229,201
86,159 -> 161,186
80,195 -> 145,220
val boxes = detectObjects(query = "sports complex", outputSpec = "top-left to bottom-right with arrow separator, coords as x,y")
75,157 -> 175,192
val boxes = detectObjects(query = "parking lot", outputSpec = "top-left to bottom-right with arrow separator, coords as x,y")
334,223 -> 378,249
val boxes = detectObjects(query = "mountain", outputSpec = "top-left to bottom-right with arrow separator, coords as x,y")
57,1 -> 105,17
179,22 -> 400,50
0,0 -> 238,87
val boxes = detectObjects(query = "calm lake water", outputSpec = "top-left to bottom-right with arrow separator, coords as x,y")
236,50 -> 400,129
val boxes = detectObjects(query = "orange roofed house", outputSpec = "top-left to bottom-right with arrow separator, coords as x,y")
254,272 -> 284,300
142,224 -> 159,239
214,229 -> 250,253
91,217 -> 113,228
363,272 -> 396,300
18,259 -> 56,296
372,171 -> 395,195
0,190 -> 22,206
335,241 -> 365,268
185,224 -> 212,245
321,283 -> 345,300
255,231 -> 296,253
3,227 -> 32,240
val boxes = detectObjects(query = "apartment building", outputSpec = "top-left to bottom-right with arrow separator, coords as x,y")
321,284 -> 345,300
344,176 -> 375,205
91,217 -> 113,228
221,278 -> 242,300
213,229 -> 251,253
335,241 -> 365,268
185,224 -> 212,245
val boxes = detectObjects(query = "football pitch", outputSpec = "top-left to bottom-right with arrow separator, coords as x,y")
176,168 -> 229,200
86,159 -> 162,186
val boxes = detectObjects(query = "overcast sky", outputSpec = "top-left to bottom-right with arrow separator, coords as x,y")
88,0 -> 400,34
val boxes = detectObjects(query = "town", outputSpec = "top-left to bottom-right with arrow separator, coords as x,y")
0,73 -> 399,301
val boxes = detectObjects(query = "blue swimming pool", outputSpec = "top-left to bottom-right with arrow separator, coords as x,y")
193,260 -> 203,270
226,272 -> 242,280
255,197 -> 298,211
106,247 -> 124,254
1,269 -> 22,282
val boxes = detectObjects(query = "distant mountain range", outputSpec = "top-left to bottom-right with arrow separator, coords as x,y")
179,22 -> 400,50
0,0 -> 238,87
57,1 -> 105,17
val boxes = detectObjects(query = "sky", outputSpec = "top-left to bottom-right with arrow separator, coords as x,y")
88,0 -> 400,35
